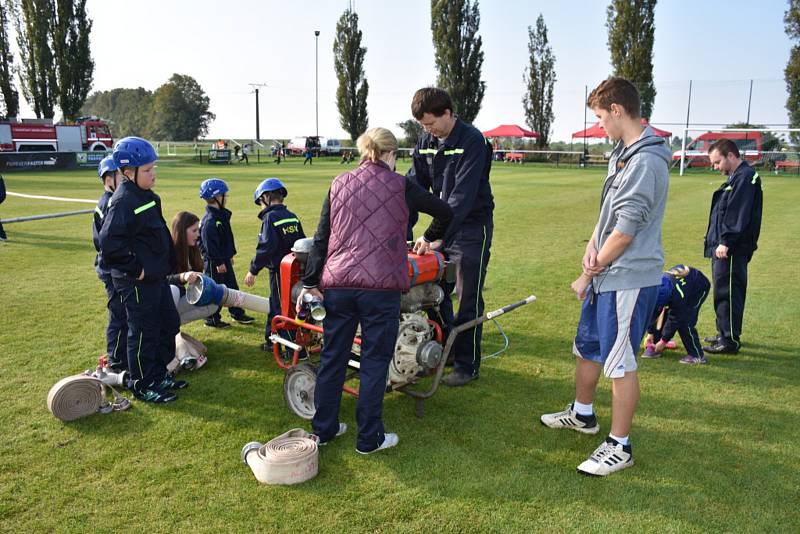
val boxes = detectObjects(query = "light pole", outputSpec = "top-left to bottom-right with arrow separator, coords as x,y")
315,30 -> 320,138
249,83 -> 267,143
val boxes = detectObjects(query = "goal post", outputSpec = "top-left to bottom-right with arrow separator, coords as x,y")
678,127 -> 800,176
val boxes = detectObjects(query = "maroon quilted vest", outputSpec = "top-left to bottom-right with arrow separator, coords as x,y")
320,160 -> 410,291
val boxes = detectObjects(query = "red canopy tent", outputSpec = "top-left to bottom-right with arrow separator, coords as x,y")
571,119 -> 672,139
482,124 -> 539,138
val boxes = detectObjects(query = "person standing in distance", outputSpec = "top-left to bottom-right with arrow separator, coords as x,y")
540,78 -> 671,476
407,87 -> 494,387
702,139 -> 763,354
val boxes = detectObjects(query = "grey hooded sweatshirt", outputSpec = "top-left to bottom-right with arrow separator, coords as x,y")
591,126 -> 671,293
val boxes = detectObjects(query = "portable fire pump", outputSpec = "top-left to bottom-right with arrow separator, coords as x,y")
268,238 -> 536,419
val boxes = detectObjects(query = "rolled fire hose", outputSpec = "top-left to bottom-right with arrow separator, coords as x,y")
241,429 -> 319,485
47,374 -> 131,422
167,332 -> 208,373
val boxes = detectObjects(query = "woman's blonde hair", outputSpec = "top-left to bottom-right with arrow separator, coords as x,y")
356,127 -> 397,162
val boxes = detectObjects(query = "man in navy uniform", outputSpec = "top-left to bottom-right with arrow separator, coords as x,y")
702,139 -> 763,354
408,87 -> 494,387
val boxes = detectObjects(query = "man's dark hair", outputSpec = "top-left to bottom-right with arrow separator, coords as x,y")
587,77 -> 641,119
708,139 -> 740,159
411,87 -> 453,119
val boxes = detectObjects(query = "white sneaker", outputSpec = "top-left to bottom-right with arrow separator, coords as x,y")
540,404 -> 600,435
577,438 -> 634,477
318,423 -> 347,446
356,432 -> 399,455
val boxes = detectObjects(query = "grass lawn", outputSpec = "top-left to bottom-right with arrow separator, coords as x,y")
0,157 -> 798,532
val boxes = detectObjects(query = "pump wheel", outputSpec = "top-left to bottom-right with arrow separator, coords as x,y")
283,363 -> 317,420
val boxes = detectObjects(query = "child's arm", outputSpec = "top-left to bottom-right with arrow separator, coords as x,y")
570,272 -> 593,301
201,218 -> 226,273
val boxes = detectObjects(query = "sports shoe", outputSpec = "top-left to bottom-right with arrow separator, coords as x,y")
703,341 -> 738,354
233,314 -> 255,324
540,404 -> 600,435
703,334 -> 720,344
205,318 -> 231,329
133,384 -> 177,403
679,354 -> 707,365
356,433 -> 399,455
641,344 -> 661,359
577,437 -> 633,477
441,370 -> 478,387
159,373 -> 188,390
318,423 -> 348,446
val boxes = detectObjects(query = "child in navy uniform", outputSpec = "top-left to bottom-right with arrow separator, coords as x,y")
99,137 -> 186,403
244,178 -> 305,350
642,264 -> 711,364
93,155 -> 128,370
198,178 -> 254,327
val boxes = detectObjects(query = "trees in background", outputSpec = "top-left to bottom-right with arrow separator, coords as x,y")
0,1 -> 19,117
522,14 -> 556,148
333,8 -> 369,143
51,0 -> 94,121
606,0 -> 657,119
397,119 -> 423,147
785,0 -> 800,144
14,0 -> 57,118
431,0 -> 485,123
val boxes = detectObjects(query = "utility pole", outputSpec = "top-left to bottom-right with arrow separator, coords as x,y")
315,30 -> 320,138
249,83 -> 268,142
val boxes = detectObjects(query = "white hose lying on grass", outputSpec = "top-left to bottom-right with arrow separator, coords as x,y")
241,429 -> 319,485
47,374 -> 131,422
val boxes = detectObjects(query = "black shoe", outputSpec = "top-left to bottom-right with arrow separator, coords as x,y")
159,373 -> 188,390
205,318 -> 231,329
133,384 -> 177,403
703,341 -> 739,354
441,370 -> 478,387
233,314 -> 255,324
703,334 -> 720,344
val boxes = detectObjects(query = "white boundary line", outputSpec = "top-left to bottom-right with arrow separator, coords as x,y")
6,191 -> 96,204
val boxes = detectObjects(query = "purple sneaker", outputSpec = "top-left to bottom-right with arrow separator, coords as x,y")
679,355 -> 707,365
642,344 -> 661,359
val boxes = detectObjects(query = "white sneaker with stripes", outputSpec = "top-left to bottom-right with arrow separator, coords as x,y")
577,437 -> 634,477
540,404 -> 600,435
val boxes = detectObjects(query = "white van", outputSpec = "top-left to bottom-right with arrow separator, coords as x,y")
319,138 -> 342,156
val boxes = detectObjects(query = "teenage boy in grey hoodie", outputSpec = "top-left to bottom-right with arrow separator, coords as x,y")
540,77 -> 671,477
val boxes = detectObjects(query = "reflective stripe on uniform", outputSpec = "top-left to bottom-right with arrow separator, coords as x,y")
443,148 -> 464,156
273,217 -> 299,227
418,148 -> 438,155
95,206 -> 104,218
752,172 -> 760,185
133,200 -> 156,214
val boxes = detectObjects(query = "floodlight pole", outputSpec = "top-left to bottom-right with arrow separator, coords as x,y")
582,85 -> 587,166
249,83 -> 268,143
315,30 -> 320,138
680,80 -> 693,177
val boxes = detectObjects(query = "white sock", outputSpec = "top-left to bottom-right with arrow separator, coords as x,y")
573,400 -> 593,416
609,433 -> 629,446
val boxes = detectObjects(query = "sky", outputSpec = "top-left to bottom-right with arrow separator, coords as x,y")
14,0 -> 794,143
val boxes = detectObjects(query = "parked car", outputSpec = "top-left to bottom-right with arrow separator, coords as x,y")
319,137 -> 342,156
287,136 -> 321,156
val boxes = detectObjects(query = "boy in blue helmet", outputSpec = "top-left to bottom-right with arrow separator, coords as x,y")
99,137 -> 186,403
93,155 -> 128,370
244,178 -> 305,350
642,265 -> 711,364
199,178 -> 254,327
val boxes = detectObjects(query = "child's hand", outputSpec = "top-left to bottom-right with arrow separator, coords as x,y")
183,272 -> 201,284
571,274 -> 592,301
244,272 -> 256,287
216,263 -> 227,274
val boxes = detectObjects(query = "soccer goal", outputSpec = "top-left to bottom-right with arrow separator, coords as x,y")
677,127 -> 800,176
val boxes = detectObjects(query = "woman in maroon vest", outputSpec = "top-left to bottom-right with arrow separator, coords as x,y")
299,127 -> 453,454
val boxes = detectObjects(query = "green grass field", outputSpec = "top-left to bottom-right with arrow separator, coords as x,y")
1,158 -> 798,532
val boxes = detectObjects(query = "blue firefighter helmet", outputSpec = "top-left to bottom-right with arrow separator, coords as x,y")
254,178 -> 288,205
112,136 -> 158,168
656,274 -> 674,308
97,154 -> 118,180
199,178 -> 230,200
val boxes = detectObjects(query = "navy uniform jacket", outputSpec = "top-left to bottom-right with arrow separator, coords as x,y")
657,266 -> 710,340
200,205 -> 237,269
93,190 -> 113,276
704,161 -> 763,258
249,204 -> 305,274
407,118 -> 494,241
99,180 -> 176,282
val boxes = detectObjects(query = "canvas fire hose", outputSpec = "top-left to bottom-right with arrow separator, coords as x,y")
47,374 -> 131,422
241,429 -> 319,485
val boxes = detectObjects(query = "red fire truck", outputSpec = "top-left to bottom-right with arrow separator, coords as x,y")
673,131 -> 764,168
0,116 -> 113,153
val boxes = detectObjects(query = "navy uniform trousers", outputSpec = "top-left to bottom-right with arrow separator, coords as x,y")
440,221 -> 493,378
113,278 -> 180,388
99,273 -> 128,368
312,288 -> 400,452
711,254 -> 750,348
205,259 -> 246,320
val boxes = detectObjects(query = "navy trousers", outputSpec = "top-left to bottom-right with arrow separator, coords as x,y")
100,273 -> 128,368
205,259 -> 246,320
440,222 -> 493,377
312,288 -> 400,452
711,254 -> 750,347
113,278 -> 180,389
266,269 -> 282,340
